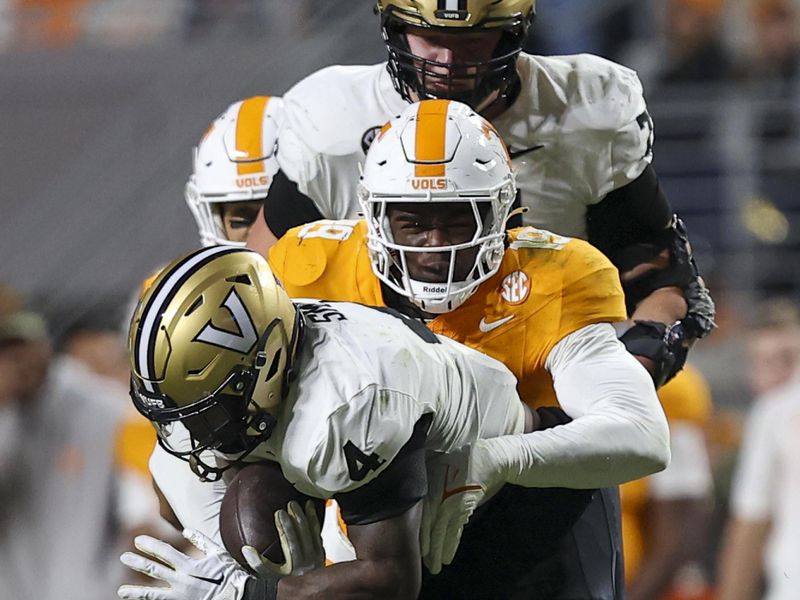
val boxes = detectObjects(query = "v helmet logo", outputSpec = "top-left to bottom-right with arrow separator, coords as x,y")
195,287 -> 258,354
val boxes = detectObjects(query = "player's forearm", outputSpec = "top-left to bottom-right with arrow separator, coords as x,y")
485,408 -> 668,489
149,443 -> 226,542
277,559 -> 419,600
631,286 -> 687,325
489,324 -> 670,489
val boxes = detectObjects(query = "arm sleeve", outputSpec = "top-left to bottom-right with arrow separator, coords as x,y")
149,443 -> 226,544
485,322 -> 670,488
729,398 -> 778,520
587,164 -> 674,269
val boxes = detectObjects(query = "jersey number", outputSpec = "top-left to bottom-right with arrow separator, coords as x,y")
296,220 -> 356,241
300,302 -> 348,323
343,441 -> 386,482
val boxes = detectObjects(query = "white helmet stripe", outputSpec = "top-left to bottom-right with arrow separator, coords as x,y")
135,246 -> 243,393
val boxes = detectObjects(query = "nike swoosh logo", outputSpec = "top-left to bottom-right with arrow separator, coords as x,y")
191,574 -> 224,586
508,144 -> 545,160
441,465 -> 482,502
479,315 -> 515,333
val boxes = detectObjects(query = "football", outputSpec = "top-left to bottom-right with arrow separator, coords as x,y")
219,461 -> 325,566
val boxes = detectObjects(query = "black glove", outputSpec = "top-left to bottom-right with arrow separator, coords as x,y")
620,320 -> 691,388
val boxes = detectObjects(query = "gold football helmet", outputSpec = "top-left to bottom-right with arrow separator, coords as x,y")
128,246 -> 299,480
376,0 -> 535,107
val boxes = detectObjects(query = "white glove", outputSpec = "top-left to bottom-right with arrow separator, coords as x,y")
242,500 -> 325,578
118,528 -> 256,600
420,441 -> 507,575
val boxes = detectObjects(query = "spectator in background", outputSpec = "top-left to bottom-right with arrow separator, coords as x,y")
745,0 -> 800,138
622,364 -> 715,600
58,315 -> 166,547
660,0 -> 733,85
12,0 -> 91,49
0,305 -> 162,600
60,313 -> 130,385
717,297 -> 800,600
183,0 -> 267,39
749,0 -> 799,83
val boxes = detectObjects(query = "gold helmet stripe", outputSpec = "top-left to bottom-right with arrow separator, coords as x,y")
134,245 -> 242,394
414,99 -> 450,178
235,95 -> 272,177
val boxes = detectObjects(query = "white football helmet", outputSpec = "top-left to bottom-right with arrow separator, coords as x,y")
358,99 -> 516,313
185,96 -> 283,247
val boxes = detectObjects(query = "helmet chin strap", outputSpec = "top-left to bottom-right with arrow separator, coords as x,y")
188,451 -> 228,482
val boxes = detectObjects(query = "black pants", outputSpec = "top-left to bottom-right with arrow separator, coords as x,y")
417,486 -> 623,600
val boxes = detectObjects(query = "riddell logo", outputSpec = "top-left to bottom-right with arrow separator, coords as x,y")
423,284 -> 448,294
236,175 -> 269,188
412,178 -> 447,190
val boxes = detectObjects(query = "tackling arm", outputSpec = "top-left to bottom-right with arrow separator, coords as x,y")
480,322 -> 671,489
587,165 -> 716,386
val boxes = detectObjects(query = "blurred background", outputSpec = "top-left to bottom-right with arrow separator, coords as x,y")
1,1 -> 799,599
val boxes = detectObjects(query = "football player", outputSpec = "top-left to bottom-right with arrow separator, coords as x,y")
138,95 -> 283,297
250,0 -> 715,390
120,242 -> 668,600
187,95 -> 283,248
270,99 -> 666,598
139,99 -> 670,598
135,94 -> 285,537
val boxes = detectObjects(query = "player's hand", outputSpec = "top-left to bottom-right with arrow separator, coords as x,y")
420,442 -> 506,575
118,528 -> 254,600
242,500 -> 325,578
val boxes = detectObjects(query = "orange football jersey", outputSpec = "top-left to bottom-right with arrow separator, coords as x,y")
269,220 -> 627,409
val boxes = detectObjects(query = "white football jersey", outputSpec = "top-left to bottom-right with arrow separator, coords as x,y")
278,53 -> 652,239
254,300 -> 526,498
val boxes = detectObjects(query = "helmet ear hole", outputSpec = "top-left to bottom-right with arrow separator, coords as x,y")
263,348 -> 282,382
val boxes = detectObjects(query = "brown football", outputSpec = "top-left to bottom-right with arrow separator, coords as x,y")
219,461 -> 325,566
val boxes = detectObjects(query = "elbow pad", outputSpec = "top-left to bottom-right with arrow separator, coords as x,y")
621,216 -> 716,339
535,407 -> 572,430
620,320 -> 690,388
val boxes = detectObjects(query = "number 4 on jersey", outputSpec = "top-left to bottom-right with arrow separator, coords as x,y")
343,441 -> 385,482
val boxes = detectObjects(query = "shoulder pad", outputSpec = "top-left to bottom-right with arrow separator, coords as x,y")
269,220 -> 363,288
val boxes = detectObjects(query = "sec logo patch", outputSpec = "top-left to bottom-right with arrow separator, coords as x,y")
501,271 -> 530,305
